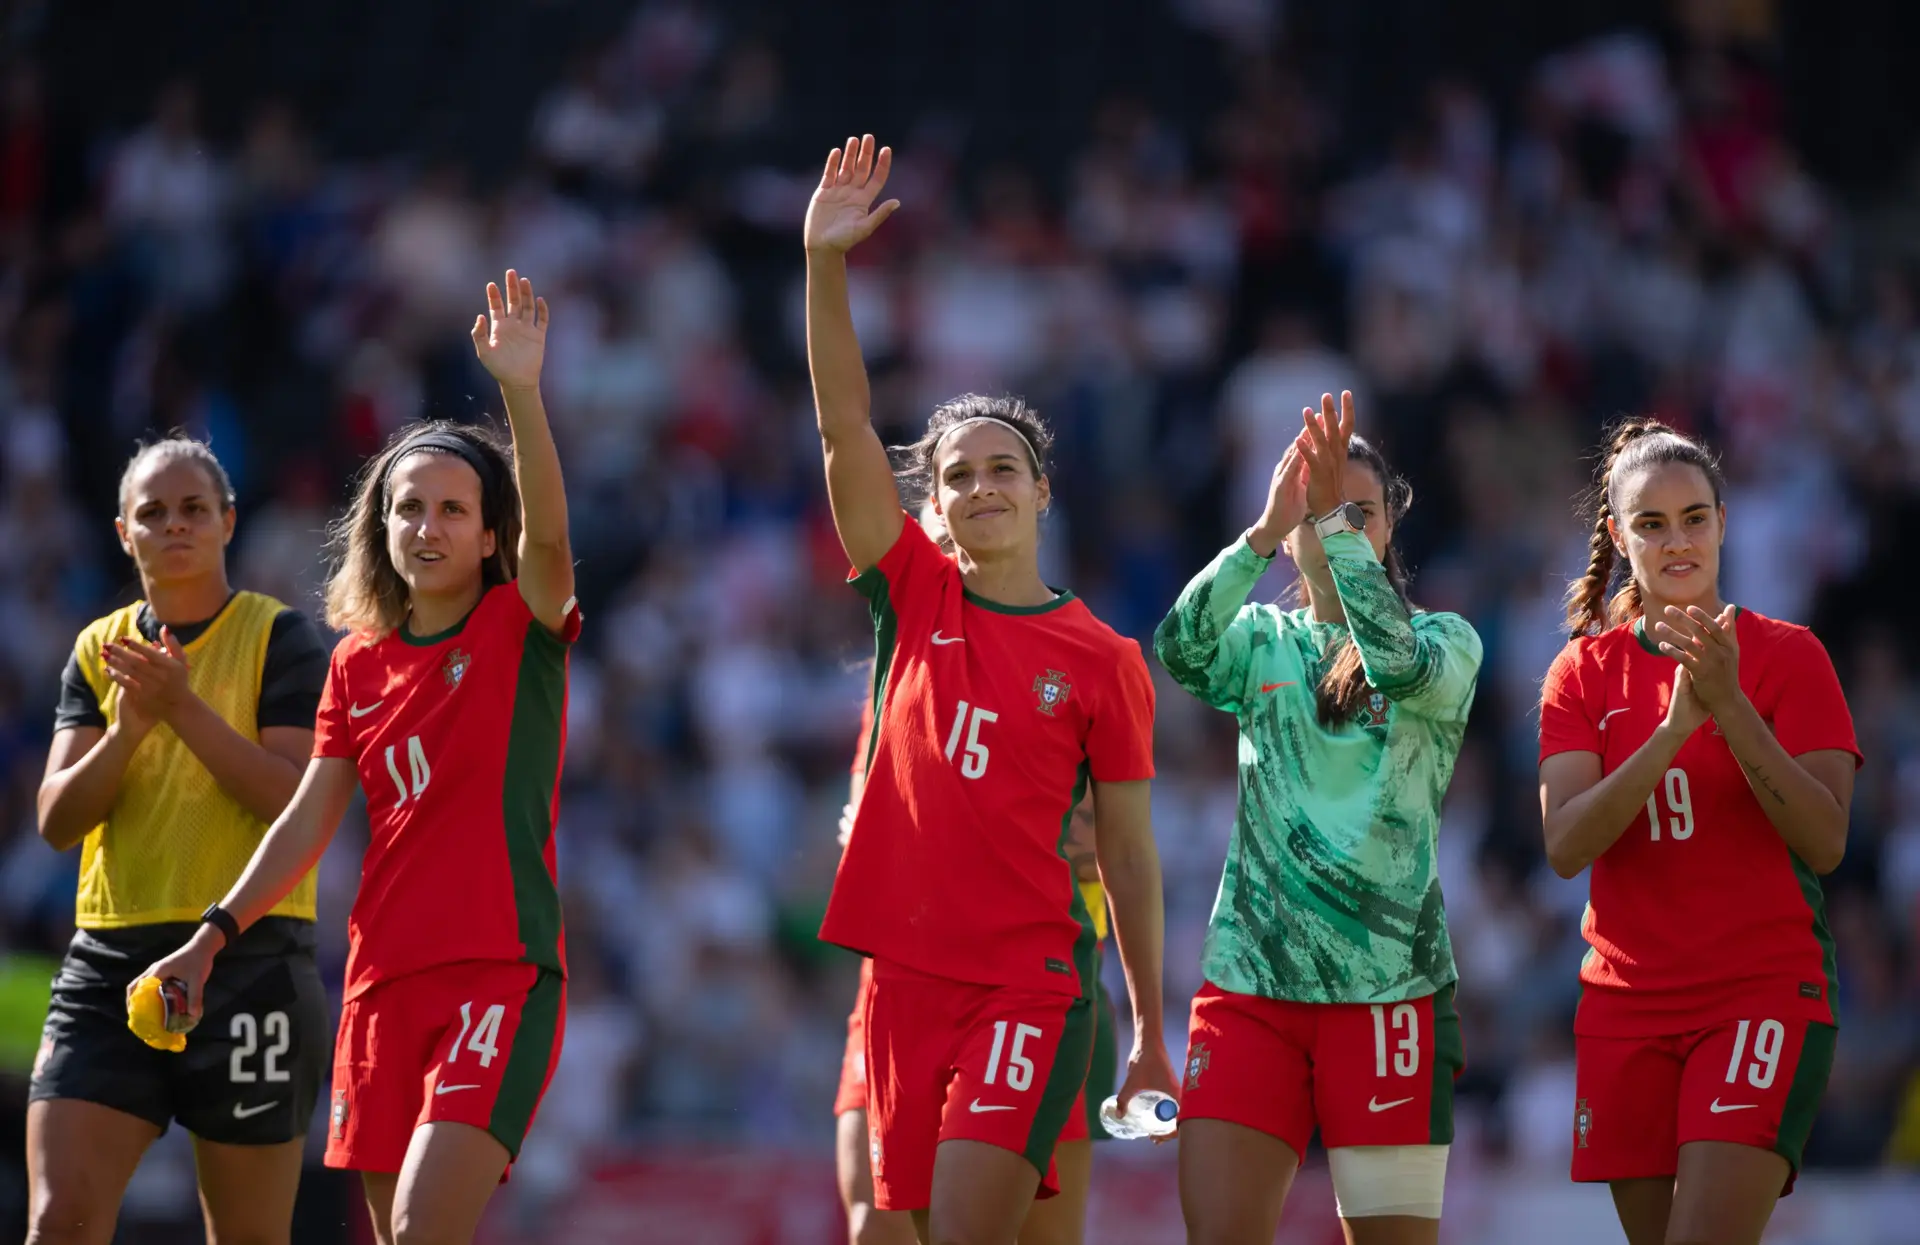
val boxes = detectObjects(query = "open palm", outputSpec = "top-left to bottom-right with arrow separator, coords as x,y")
471,268 -> 548,391
804,133 -> 900,254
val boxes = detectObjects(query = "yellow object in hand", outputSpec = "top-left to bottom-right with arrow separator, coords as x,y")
126,976 -> 188,1053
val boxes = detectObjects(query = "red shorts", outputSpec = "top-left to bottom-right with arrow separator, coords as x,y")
1572,1016 -> 1836,1192
1179,981 -> 1462,1157
834,960 -> 875,1117
326,961 -> 566,1174
863,959 -> 1093,1213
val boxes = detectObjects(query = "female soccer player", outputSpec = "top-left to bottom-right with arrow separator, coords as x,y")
1539,419 -> 1858,1245
807,133 -> 1177,1245
141,270 -> 579,1245
30,434 -> 329,1245
1155,393 -> 1480,1245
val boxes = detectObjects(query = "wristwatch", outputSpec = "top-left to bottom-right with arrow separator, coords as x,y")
200,903 -> 241,948
1312,501 -> 1366,540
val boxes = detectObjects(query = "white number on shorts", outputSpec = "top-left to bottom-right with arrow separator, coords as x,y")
983,1020 -> 1044,1093
1370,1003 -> 1420,1077
1645,768 -> 1694,841
228,1011 -> 292,1084
448,1001 -> 507,1069
384,735 -> 432,807
1725,1018 -> 1785,1090
943,701 -> 999,781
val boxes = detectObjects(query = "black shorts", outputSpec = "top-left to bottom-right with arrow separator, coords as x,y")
30,918 -> 328,1145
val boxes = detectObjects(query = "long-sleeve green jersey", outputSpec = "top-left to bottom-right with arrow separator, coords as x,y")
1154,529 -> 1482,1004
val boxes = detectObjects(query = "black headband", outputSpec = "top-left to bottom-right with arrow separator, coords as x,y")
383,431 -> 506,526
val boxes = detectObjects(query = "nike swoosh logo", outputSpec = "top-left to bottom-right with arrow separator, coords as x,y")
434,1083 -> 482,1096
1261,681 -> 1296,693
231,1101 -> 279,1120
1599,708 -> 1628,730
1708,1099 -> 1758,1114
349,700 -> 385,719
1367,1096 -> 1414,1113
968,1098 -> 1015,1114
931,632 -> 964,646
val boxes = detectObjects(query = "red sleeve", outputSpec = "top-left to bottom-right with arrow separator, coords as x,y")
848,513 -> 947,633
1768,629 -> 1863,767
1086,639 -> 1156,783
312,640 -> 355,759
498,581 -> 584,646
1539,641 -> 1599,762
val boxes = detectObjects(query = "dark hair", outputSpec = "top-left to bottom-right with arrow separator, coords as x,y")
117,433 -> 235,516
324,420 -> 521,634
894,394 -> 1053,503
1565,418 -> 1726,637
1306,434 -> 1415,726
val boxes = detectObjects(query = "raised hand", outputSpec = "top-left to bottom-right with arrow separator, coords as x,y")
1654,604 -> 1743,716
1299,391 -> 1356,519
1247,443 -> 1309,557
804,134 -> 900,255
471,269 -> 548,393
103,629 -> 192,727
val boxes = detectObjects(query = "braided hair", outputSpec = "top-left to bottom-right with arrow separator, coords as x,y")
1565,418 -> 1726,637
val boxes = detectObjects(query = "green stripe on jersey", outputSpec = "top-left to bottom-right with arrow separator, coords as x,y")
1055,764 -> 1096,1000
1154,534 -> 1480,1005
859,572 -> 899,781
1790,854 -> 1841,1015
503,621 -> 568,972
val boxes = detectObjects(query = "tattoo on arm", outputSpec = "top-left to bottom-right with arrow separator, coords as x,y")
1741,759 -> 1789,807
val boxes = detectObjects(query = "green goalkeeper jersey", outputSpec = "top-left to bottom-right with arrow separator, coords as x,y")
1154,529 -> 1482,1004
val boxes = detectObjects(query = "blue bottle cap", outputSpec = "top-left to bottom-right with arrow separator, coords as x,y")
1154,1097 -> 1179,1122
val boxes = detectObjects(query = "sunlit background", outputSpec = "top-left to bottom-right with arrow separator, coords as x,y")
1,1 -> 1919,1241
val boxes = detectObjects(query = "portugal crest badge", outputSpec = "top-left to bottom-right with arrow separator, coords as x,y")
1033,669 -> 1072,716
1575,1097 -> 1593,1149
1185,1041 -> 1211,1090
1357,690 -> 1389,729
331,1089 -> 350,1140
443,647 -> 470,689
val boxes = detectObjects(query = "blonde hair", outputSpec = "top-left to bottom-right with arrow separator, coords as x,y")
324,421 -> 521,634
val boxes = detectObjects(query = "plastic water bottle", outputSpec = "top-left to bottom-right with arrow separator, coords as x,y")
1098,1090 -> 1179,1140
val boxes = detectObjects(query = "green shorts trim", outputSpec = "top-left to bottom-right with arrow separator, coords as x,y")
1428,983 -> 1463,1145
1774,1021 -> 1836,1173
487,969 -> 564,1158
1084,978 -> 1118,1140
1021,994 -> 1095,1177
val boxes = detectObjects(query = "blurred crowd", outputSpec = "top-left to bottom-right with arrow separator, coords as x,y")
1,0 -> 1918,1233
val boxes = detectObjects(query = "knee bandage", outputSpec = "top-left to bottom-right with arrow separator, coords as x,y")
1327,1144 -> 1450,1219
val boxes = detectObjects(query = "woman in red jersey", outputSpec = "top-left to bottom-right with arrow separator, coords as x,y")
142,270 -> 579,1245
806,133 -> 1178,1245
1539,419 -> 1859,1245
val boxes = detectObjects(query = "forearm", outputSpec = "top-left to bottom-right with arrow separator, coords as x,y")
1097,835 -> 1166,1043
499,383 -> 571,551
806,251 -> 873,444
1153,538 -> 1264,696
1322,532 -> 1416,680
1297,558 -> 1344,624
166,698 -> 303,824
218,760 -> 352,931
1545,725 -> 1691,877
1715,697 -> 1848,872
37,726 -> 143,851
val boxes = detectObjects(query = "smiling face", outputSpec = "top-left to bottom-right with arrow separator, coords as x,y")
384,450 -> 496,601
1609,460 -> 1725,613
931,422 -> 1049,560
116,456 -> 234,587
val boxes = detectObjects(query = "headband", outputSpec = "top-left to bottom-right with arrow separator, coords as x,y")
384,431 -> 506,526
931,416 -> 1040,472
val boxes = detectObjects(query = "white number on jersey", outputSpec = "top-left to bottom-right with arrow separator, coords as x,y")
983,1020 -> 1044,1093
447,1001 -> 507,1069
1725,1018 -> 1786,1090
1370,1003 -> 1420,1077
943,701 -> 999,781
1645,767 -> 1694,841
384,734 -> 432,807
228,1011 -> 292,1084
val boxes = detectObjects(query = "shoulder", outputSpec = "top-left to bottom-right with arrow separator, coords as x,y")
74,604 -> 141,662
1737,609 -> 1836,674
1411,609 -> 1483,653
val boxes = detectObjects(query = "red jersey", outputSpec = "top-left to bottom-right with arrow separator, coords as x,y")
315,583 -> 580,1000
820,517 -> 1156,997
1539,609 -> 1860,1037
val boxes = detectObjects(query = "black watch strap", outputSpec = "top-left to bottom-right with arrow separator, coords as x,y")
200,903 -> 241,947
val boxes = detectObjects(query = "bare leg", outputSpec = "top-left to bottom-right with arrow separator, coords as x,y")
1179,1119 -> 1299,1245
1609,1177 -> 1674,1245
1666,1141 -> 1788,1245
926,1138 -> 1041,1245
1016,1138 -> 1090,1245
25,1099 -> 160,1245
838,1108 -> 918,1245
192,1135 -> 306,1245
387,1122 -> 509,1245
